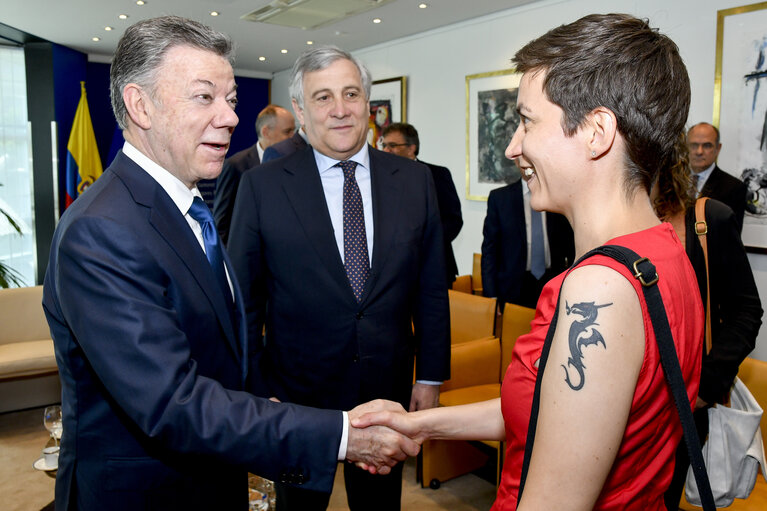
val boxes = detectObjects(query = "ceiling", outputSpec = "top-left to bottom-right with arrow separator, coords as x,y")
0,0 -> 536,76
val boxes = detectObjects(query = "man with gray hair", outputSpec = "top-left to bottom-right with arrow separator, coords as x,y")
43,17 -> 417,511
213,104 -> 295,244
229,46 -> 450,510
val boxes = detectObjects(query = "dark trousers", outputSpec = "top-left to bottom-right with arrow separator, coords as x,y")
276,462 -> 404,511
663,407 -> 709,510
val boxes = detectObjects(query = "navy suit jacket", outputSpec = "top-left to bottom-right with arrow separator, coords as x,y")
213,143 -> 260,245
420,160 -> 463,282
43,151 -> 341,510
481,180 -> 574,307
261,131 -> 308,163
700,165 -> 747,233
228,146 -> 450,411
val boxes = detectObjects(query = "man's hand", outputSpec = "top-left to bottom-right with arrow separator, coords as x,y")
346,400 -> 420,475
409,383 -> 439,412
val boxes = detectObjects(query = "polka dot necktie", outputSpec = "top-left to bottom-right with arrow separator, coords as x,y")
188,196 -> 232,304
338,160 -> 369,302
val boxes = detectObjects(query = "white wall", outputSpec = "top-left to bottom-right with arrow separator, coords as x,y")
271,0 -> 767,361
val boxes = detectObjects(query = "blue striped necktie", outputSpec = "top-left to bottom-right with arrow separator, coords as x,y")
188,197 -> 232,304
338,160 -> 369,302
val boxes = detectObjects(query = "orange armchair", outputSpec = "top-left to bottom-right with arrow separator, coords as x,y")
418,297 -> 535,489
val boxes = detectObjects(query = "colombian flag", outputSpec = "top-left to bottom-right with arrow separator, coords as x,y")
65,82 -> 102,208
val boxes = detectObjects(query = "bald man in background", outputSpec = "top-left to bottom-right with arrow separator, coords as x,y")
214,104 -> 295,244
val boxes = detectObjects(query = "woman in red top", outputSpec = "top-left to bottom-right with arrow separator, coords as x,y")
354,13 -> 704,511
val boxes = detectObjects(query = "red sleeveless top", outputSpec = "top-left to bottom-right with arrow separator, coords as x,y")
493,223 -> 703,510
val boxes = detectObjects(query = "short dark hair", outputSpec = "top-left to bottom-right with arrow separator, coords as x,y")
382,122 -> 420,155
513,13 -> 691,196
111,16 -> 234,130
688,122 -> 721,144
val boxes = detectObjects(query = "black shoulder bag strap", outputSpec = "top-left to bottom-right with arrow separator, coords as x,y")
516,244 -> 715,511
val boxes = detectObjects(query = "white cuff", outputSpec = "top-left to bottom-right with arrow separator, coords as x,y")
337,410 -> 349,461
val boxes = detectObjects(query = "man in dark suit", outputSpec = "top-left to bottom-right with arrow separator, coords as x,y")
42,17 -> 417,511
261,128 -> 309,162
688,122 -> 747,232
481,179 -> 574,309
381,122 -> 463,284
213,104 -> 295,244
228,46 -> 450,511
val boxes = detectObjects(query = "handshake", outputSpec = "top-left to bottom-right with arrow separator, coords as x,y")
344,399 -> 427,475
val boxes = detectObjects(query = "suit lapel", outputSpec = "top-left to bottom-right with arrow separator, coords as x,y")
280,148 -> 351,296
366,149 -> 403,302
112,153 -> 242,362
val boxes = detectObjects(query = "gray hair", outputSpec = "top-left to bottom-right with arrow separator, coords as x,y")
288,45 -> 371,110
110,15 -> 234,130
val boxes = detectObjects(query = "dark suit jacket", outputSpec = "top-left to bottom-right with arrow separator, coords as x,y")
213,143 -> 260,245
481,180 -> 574,308
420,160 -> 463,283
684,198 -> 762,404
42,151 -> 341,511
700,165 -> 747,233
228,146 -> 450,411
261,131 -> 308,163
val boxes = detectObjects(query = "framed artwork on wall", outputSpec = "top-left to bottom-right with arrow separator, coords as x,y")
368,76 -> 407,148
465,69 -> 522,201
715,1 -> 767,252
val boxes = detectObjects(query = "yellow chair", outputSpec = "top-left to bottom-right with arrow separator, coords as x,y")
419,299 -> 535,489
679,357 -> 767,510
451,274 -> 473,294
448,289 -> 495,345
419,291 -> 497,488
472,253 -> 483,295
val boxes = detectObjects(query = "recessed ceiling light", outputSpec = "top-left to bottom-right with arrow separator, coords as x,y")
105,26 -> 113,31
372,18 -> 382,24
419,3 -> 428,8
306,41 -> 313,45
258,56 -> 266,61
118,14 -> 128,20
92,37 -> 100,42
281,49 -> 288,54
136,0 -> 146,5
210,11 -> 219,16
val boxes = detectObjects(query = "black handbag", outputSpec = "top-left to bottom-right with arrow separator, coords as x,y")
516,245 -> 715,511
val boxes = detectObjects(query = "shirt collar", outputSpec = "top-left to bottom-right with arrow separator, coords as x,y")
256,142 -> 266,161
314,144 -> 371,176
122,141 -> 200,214
695,162 -> 716,181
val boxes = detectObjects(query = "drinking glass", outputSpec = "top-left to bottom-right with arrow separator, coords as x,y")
44,405 -> 63,446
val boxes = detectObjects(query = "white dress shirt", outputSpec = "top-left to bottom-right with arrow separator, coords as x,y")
121,142 -> 234,295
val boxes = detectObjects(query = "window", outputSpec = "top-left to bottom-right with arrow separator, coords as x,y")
0,45 -> 36,286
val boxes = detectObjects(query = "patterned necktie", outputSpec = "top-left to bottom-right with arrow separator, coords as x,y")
188,197 -> 232,304
691,173 -> 700,197
338,160 -> 369,302
530,207 -> 546,280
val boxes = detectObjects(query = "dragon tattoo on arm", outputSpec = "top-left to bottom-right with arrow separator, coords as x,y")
561,300 -> 613,391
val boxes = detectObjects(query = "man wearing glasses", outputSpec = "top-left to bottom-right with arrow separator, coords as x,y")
381,123 -> 463,284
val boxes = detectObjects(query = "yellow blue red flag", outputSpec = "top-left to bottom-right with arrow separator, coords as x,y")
65,82 -> 102,208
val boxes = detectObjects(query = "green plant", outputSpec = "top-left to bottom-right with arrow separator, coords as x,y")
0,183 -> 24,288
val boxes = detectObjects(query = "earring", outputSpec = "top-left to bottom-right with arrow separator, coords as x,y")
591,150 -> 596,157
